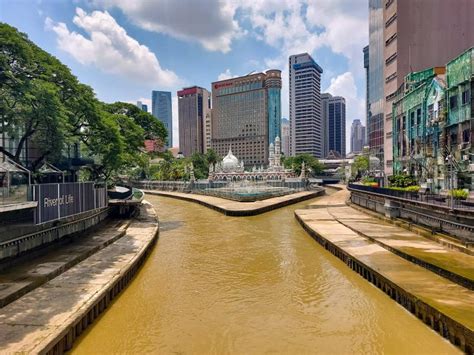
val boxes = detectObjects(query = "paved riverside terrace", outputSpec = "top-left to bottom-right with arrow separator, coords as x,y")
0,219 -> 130,308
0,202 -> 159,353
295,187 -> 474,350
143,189 -> 323,216
309,187 -> 474,288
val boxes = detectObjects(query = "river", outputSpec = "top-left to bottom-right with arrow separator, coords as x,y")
72,193 -> 458,354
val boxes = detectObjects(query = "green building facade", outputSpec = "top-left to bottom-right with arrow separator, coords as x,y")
392,48 -> 473,192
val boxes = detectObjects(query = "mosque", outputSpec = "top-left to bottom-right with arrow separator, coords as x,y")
208,137 -> 296,181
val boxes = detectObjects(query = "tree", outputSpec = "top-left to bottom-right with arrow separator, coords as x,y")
283,154 -> 323,176
352,155 -> 369,179
205,148 -> 219,168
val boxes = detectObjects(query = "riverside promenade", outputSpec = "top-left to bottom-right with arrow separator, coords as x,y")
295,187 -> 474,352
143,189 -> 323,216
0,202 -> 159,354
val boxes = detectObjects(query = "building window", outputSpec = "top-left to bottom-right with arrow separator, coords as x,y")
461,90 -> 470,105
385,72 -> 397,83
449,95 -> 458,109
385,14 -> 397,28
386,91 -> 397,101
385,52 -> 397,65
385,33 -> 397,46
385,0 -> 395,9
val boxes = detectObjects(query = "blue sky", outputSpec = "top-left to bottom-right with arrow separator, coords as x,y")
0,0 -> 368,150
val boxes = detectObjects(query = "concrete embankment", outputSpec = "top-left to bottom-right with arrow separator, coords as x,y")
143,189 -> 324,216
296,189 -> 474,353
0,202 -> 159,354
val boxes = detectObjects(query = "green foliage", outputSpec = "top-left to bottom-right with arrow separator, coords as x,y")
0,23 -> 165,182
352,155 -> 369,177
388,174 -> 417,188
282,154 -> 323,176
388,185 -> 420,192
449,189 -> 468,200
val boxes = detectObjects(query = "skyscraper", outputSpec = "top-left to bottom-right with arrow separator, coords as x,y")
381,0 -> 474,175
289,53 -> 324,158
367,0 -> 384,168
363,45 -> 369,144
136,101 -> 147,112
211,70 -> 282,166
322,93 -> 346,157
177,86 -> 211,156
350,119 -> 366,154
281,118 -> 290,157
151,91 -> 173,148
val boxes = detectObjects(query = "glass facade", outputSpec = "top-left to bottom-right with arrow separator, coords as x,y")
367,0 -> 384,163
152,91 -> 173,148
267,87 -> 281,144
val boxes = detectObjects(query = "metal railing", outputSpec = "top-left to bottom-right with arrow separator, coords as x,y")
348,183 -> 474,211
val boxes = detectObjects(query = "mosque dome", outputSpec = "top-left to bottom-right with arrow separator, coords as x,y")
222,148 -> 240,172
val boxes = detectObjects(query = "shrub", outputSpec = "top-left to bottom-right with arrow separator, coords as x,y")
388,174 -> 417,188
448,189 -> 468,200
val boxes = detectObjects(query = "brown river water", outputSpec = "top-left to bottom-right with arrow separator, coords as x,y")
72,194 -> 458,354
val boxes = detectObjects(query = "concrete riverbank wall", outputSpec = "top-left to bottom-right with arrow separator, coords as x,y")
0,202 -> 159,354
295,210 -> 474,354
144,189 -> 325,216
0,207 -> 110,265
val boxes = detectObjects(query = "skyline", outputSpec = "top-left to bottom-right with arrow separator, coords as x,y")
0,0 -> 368,151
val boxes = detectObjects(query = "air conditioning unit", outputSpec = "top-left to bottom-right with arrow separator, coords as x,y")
463,155 -> 470,161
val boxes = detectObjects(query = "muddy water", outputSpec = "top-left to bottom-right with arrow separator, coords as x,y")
72,194 -> 458,354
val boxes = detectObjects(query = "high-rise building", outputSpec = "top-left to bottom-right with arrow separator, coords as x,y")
289,53 -> 324,158
177,86 -> 211,156
322,93 -> 346,157
382,0 -> 474,175
151,91 -> 173,148
367,0 -> 385,168
281,118 -> 290,157
350,119 -> 366,154
136,101 -> 147,112
211,70 -> 282,166
363,45 -> 369,143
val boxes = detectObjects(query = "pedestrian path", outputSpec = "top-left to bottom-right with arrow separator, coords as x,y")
309,187 -> 474,289
0,218 -> 130,308
295,188 -> 474,351
0,202 -> 159,354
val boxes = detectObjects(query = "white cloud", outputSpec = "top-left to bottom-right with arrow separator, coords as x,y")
217,69 -> 235,81
93,0 -> 242,53
324,72 -> 366,153
45,8 -> 180,87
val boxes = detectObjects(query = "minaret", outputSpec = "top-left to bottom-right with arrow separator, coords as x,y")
269,142 -> 275,167
274,136 -> 281,168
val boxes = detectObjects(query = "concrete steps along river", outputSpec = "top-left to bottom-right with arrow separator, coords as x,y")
295,187 -> 474,353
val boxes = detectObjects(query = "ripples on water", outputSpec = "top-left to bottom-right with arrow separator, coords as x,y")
72,195 -> 459,354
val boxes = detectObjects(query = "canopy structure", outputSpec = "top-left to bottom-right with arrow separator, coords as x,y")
38,162 -> 65,183
0,159 -> 32,203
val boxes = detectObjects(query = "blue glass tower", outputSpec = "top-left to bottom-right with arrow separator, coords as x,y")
152,91 -> 173,148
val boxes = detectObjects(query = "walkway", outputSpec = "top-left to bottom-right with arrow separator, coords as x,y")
0,218 -> 130,308
310,188 -> 474,288
295,188 -> 474,350
143,189 -> 323,216
0,202 -> 159,354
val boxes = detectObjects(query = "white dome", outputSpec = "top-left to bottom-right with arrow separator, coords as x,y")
222,148 -> 239,171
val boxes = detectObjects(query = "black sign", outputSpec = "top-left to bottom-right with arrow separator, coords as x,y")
32,182 -> 107,224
